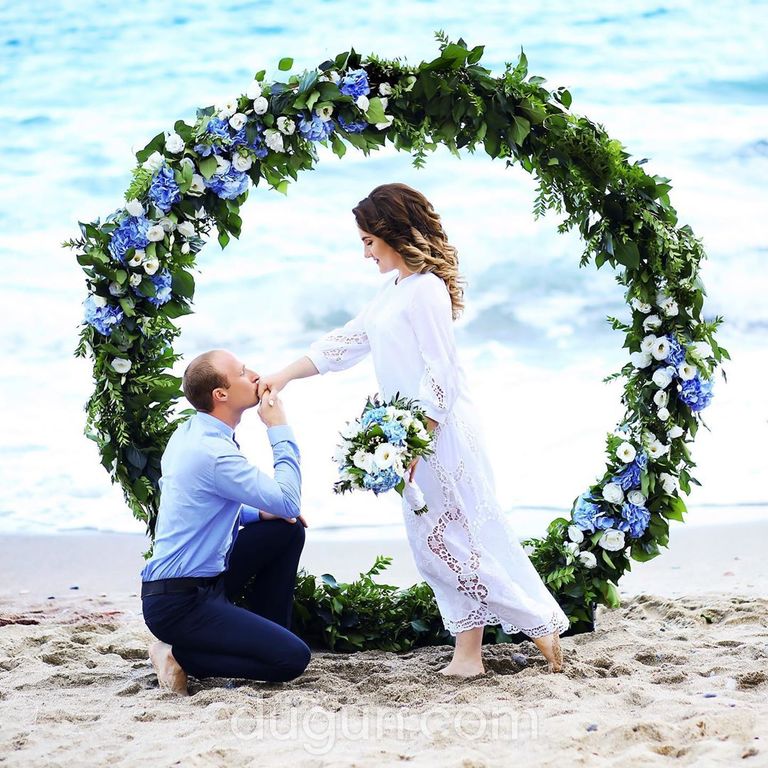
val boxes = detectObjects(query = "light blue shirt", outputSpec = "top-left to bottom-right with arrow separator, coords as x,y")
141,411 -> 301,582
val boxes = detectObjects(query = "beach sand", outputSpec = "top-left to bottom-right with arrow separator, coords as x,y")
1,521 -> 767,766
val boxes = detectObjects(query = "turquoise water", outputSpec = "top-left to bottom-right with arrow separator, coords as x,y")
0,0 -> 766,534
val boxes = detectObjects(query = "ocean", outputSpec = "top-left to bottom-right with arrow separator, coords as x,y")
0,0 -> 766,539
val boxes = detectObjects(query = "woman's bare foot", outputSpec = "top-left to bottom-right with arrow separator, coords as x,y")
149,640 -> 189,695
438,658 -> 486,678
532,632 -> 564,673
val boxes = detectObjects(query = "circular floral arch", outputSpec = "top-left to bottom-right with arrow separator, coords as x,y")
67,34 -> 727,649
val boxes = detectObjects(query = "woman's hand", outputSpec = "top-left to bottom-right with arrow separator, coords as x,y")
409,418 -> 438,481
257,372 -> 288,402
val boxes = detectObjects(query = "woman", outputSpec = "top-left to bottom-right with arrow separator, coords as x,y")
259,183 -> 569,676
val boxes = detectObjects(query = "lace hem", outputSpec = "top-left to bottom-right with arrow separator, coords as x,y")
318,331 -> 369,363
443,608 -> 571,639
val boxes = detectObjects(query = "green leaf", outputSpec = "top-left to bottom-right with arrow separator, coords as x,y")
364,97 -> 387,124
331,132 -> 347,158
614,239 -> 640,269
199,155 -> 218,180
172,270 -> 195,299
278,57 -> 294,71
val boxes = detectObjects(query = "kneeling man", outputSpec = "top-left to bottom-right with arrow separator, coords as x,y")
141,349 -> 310,695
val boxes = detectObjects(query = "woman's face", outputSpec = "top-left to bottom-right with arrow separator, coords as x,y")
358,227 -> 405,274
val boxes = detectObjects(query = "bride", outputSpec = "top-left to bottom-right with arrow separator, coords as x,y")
259,182 -> 569,676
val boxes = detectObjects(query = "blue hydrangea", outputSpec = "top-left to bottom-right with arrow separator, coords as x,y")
665,336 -> 686,368
144,270 -> 173,307
339,68 -> 370,99
337,115 -> 368,133
83,295 -> 124,336
572,493 -> 601,532
250,128 -> 269,159
194,142 -> 219,157
621,502 -> 651,538
635,450 -> 648,470
612,461 -> 642,491
148,165 -> 181,213
361,406 -> 387,429
108,215 -> 151,264
679,375 -> 714,412
363,468 -> 400,494
381,421 -> 407,446
595,515 -> 629,532
206,116 -> 231,139
298,113 -> 335,142
231,126 -> 247,147
204,167 -> 250,200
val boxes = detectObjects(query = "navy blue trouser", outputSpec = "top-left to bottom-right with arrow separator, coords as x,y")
142,520 -> 310,683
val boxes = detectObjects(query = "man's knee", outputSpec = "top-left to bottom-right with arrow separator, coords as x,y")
275,636 -> 311,682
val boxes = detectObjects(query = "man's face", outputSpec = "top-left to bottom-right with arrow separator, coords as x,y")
212,351 -> 261,411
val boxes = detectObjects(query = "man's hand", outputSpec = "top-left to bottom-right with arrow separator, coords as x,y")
258,392 -> 287,427
259,510 -> 308,527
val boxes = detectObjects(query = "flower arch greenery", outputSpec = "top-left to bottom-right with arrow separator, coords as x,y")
66,33 -> 728,651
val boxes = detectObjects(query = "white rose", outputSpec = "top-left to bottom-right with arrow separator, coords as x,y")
143,255 -> 160,275
630,297 -> 652,314
177,220 -> 196,239
189,174 -> 206,196
214,155 -> 231,175
129,272 -> 142,287
164,131 -> 185,154
564,541 -> 580,556
245,80 -> 262,99
316,104 -> 334,122
128,249 -> 144,267
277,116 -> 296,135
108,281 -> 125,297
146,225 -> 165,242
657,407 -> 670,421
232,153 -> 253,172
653,389 -> 669,408
159,216 -> 176,232
652,337 -> 670,361
217,100 -> 237,119
126,198 -> 144,217
352,450 -> 375,473
630,351 -> 652,369
690,341 -> 711,361
617,442 -> 637,463
640,334 -> 657,354
264,128 -> 284,153
578,550 -> 597,569
667,424 -> 684,440
91,294 -> 107,308
378,82 -> 393,96
603,482 -> 625,504
229,112 -> 247,131
252,96 -> 269,115
373,443 -> 399,470
376,115 -> 395,130
111,357 -> 132,374
599,529 -> 626,551
356,94 -> 370,112
643,314 -> 662,332
659,472 -> 679,494
142,151 -> 165,171
660,298 -> 679,317
678,363 -> 697,381
568,525 -> 584,544
628,490 -> 647,506
652,367 -> 673,388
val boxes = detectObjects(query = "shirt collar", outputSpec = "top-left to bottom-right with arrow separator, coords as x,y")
195,411 -> 235,440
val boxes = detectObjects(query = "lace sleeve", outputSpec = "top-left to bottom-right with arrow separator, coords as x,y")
307,310 -> 371,374
408,275 -> 458,423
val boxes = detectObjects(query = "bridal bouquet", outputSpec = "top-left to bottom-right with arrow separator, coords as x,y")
332,395 -> 434,514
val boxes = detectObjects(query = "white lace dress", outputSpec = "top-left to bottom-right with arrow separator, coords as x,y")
307,272 -> 570,638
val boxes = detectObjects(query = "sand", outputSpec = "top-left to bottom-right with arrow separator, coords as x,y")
1,521 -> 767,767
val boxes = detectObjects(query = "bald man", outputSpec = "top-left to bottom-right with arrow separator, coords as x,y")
140,349 -> 310,695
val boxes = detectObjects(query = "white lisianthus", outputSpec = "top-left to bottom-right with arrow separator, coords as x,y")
126,198 -> 144,217
652,367 -> 673,389
667,424 -> 684,440
647,439 -> 669,459
108,281 -> 125,297
264,128 -> 285,153
214,155 -> 231,175
143,255 -> 160,275
373,443 -> 400,470
245,80 -> 262,99
181,242 -> 190,254
564,541 -> 580,556
568,525 -> 584,544
128,249 -> 144,267
690,341 -> 711,361
378,82 -> 393,96
629,351 -> 652,369
657,407 -> 670,421
164,131 -> 185,154
630,297 -> 652,314
340,421 -> 359,439
376,115 -> 395,130
352,450 -> 375,473
603,482 -> 625,504
189,174 -> 206,196
660,298 -> 679,317
159,216 -> 176,232
653,389 -> 669,408
643,314 -> 663,332
232,153 -> 253,172
617,442 -> 637,463
640,334 -> 658,354
111,357 -> 132,374
628,490 -> 647,506
229,112 -> 247,131
652,337 -> 671,360
316,104 -> 334,122
578,550 -> 598,569
392,455 -> 408,478
356,94 -> 370,112
146,225 -> 165,242
129,272 -> 142,287
599,529 -> 626,551
252,96 -> 269,115
659,472 -> 679,494
177,220 -> 196,239
142,151 -> 165,171
277,116 -> 296,135
217,100 -> 237,119
678,362 -> 697,381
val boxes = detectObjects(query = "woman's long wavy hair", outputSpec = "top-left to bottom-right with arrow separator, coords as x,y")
352,183 -> 465,319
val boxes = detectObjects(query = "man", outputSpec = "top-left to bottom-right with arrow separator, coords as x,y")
141,349 -> 310,695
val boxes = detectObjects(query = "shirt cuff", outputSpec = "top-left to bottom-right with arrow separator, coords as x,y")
267,424 -> 296,447
307,349 -> 330,375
